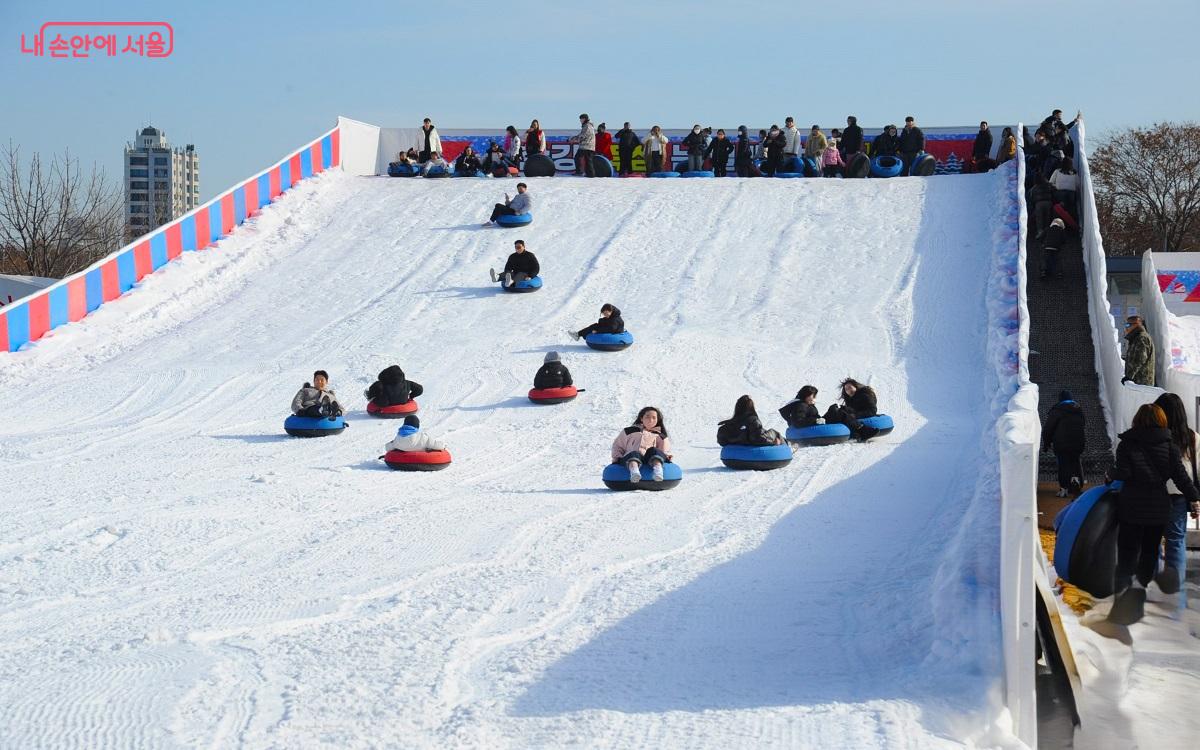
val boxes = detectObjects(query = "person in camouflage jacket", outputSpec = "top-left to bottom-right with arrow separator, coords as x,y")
1123,316 -> 1155,386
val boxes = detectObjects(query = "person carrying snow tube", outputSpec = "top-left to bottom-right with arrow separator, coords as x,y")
484,182 -> 532,227
529,351 -> 578,404
717,395 -> 791,470
1104,403 -> 1200,625
823,378 -> 883,441
780,385 -> 851,445
605,406 -> 681,490
570,303 -> 631,351
285,369 -> 346,437
489,239 -> 541,291
365,364 -> 423,417
381,415 -> 452,471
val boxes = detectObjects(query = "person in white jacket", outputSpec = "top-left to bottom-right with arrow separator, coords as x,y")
385,415 -> 447,453
418,118 -> 442,162
570,113 -> 597,177
782,116 -> 801,159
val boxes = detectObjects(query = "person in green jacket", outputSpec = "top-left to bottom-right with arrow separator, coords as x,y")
1123,315 -> 1155,386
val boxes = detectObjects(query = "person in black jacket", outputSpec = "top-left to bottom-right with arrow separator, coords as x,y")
1105,403 -> 1200,624
533,351 -> 572,390
455,146 -> 481,176
872,125 -> 900,157
1042,390 -> 1085,497
717,395 -> 784,446
763,125 -> 786,176
898,116 -> 925,174
683,125 -> 707,172
1041,218 -> 1066,279
972,121 -> 993,161
735,126 -> 754,177
1028,177 -> 1055,238
705,129 -> 734,177
823,378 -> 880,441
489,240 -> 540,288
570,303 -> 624,341
841,116 -> 864,158
366,364 -> 424,407
779,385 -> 821,428
615,122 -> 640,176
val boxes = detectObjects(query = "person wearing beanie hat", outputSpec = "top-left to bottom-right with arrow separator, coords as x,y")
1043,390 -> 1086,496
1042,217 -> 1067,279
570,303 -> 625,341
533,350 -> 573,390
385,413 -> 447,453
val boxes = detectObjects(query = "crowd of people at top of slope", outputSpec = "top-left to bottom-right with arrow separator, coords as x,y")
1022,110 -> 1085,281
390,111 -> 1085,180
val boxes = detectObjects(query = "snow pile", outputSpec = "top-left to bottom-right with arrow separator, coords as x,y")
2,172 -> 1019,748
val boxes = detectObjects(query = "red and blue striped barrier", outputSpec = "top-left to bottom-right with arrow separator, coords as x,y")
0,126 -> 341,353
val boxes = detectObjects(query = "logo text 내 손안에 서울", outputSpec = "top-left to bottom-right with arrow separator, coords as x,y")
20,21 -> 174,59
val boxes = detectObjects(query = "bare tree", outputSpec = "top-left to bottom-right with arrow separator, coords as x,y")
1091,122 -> 1200,255
0,142 -> 124,278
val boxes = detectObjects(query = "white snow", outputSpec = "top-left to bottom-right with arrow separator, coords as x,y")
0,171 -> 1019,748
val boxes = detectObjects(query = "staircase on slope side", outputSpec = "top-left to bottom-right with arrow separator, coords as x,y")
1026,228 -> 1114,484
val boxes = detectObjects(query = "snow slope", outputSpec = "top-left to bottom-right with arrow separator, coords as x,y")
0,172 -> 1016,748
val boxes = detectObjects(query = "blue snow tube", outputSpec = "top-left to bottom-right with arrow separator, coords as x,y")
681,170 -> 715,178
781,156 -> 803,173
1054,482 -> 1121,598
649,171 -> 680,178
909,152 -> 936,177
592,154 -> 615,177
775,172 -> 804,178
387,163 -> 419,177
870,156 -> 903,178
284,415 -> 346,438
802,156 -> 821,177
503,275 -> 543,293
424,164 -> 450,178
496,212 -> 532,228
860,414 -> 894,436
720,443 -> 793,470
602,461 -> 683,491
785,423 -> 851,446
585,331 -> 633,351
452,168 -> 481,177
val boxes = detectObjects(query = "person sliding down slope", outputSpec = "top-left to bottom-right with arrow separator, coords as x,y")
823,378 -> 880,441
779,385 -> 822,428
611,407 -> 673,483
569,303 -> 624,341
365,365 -> 424,407
533,351 -> 573,390
291,370 -> 344,418
717,395 -> 784,446
484,182 -> 532,225
489,239 -> 540,288
385,415 -> 447,453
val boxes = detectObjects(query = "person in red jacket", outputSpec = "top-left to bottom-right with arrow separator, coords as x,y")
595,123 -> 613,161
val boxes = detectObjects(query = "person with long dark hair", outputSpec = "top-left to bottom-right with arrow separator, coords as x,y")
823,378 -> 880,441
1106,403 -> 1199,624
717,395 -> 783,446
525,119 -> 546,156
779,385 -> 821,428
1152,392 -> 1200,601
611,406 -> 672,483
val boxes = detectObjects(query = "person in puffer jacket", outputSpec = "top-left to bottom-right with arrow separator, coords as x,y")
366,365 -> 424,407
489,239 -> 539,287
385,415 -> 447,453
823,377 -> 879,441
571,113 -> 597,177
533,351 -> 573,390
871,125 -> 901,157
1042,390 -> 1085,497
779,385 -> 822,428
291,370 -> 344,417
717,395 -> 784,446
611,406 -> 673,483
683,125 -> 707,172
570,303 -> 624,340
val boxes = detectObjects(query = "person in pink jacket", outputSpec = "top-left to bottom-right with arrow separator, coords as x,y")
610,406 -> 673,483
822,142 -> 845,177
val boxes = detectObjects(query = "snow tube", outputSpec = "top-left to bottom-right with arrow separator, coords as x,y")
496,212 -> 532,228
452,168 -> 480,178
367,399 -> 419,418
387,163 -> 419,177
528,385 -> 578,404
681,170 -> 715,178
860,414 -> 894,436
870,156 -> 903,178
846,152 -> 870,178
1053,203 -> 1079,230
383,449 -> 452,472
592,155 -> 614,177
1053,483 -> 1120,598
602,461 -> 683,491
649,171 -> 680,178
424,165 -> 449,178
785,423 -> 851,446
720,443 -> 793,470
802,156 -> 821,177
775,172 -> 804,178
523,154 -> 556,177
503,276 -> 542,293
781,156 -> 803,173
622,173 -> 646,178
283,415 -> 346,438
909,153 -> 936,176
584,331 -> 633,351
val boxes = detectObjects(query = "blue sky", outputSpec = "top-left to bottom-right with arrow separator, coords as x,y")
2,0 -> 1198,201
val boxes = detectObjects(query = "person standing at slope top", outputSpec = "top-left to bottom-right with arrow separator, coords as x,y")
898,115 -> 925,175
615,122 -> 640,175
418,117 -> 441,163
570,113 -> 596,178
782,116 -> 801,161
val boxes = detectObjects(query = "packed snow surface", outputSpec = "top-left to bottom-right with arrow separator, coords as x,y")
0,172 -> 1013,748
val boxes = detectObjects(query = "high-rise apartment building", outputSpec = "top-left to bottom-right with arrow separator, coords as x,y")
124,126 -> 199,239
